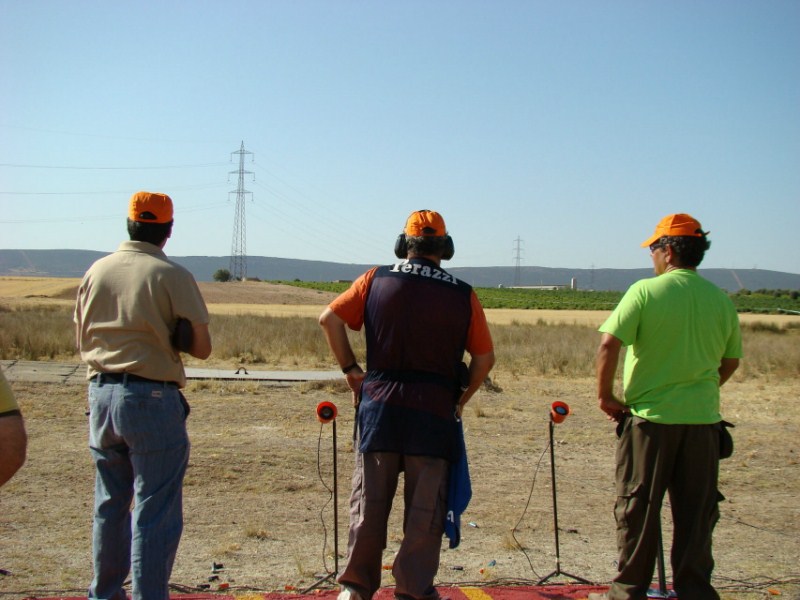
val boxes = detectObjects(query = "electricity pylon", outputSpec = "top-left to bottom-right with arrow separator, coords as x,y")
513,236 -> 524,286
229,141 -> 253,281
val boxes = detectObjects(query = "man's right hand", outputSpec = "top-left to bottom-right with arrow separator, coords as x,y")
598,394 -> 628,422
344,368 -> 365,407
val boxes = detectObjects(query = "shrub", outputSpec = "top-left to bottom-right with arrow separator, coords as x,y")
213,269 -> 232,282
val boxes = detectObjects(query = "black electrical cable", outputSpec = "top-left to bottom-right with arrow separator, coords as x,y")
316,421 -> 335,576
510,437 -> 551,580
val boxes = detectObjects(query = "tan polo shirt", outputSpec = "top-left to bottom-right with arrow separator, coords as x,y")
74,241 -> 209,388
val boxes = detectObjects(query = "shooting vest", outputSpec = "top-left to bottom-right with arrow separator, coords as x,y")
358,258 -> 473,460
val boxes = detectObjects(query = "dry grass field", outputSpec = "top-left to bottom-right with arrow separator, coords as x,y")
1,277 -> 799,599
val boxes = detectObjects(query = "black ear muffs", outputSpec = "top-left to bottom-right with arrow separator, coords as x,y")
394,233 -> 409,259
394,234 -> 455,260
442,236 -> 455,261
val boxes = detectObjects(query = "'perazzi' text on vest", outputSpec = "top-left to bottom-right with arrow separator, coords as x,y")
389,261 -> 458,284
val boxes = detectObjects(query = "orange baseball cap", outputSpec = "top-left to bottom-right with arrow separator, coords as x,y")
128,191 -> 173,224
641,213 -> 706,247
404,210 -> 447,237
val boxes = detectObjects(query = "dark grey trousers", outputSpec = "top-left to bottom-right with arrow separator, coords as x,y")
609,416 -> 722,600
338,451 -> 448,600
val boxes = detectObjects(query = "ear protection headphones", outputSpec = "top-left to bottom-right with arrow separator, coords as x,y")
394,233 -> 455,260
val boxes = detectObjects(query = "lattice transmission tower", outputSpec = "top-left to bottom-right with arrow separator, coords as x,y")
513,236 -> 524,286
228,141 -> 254,281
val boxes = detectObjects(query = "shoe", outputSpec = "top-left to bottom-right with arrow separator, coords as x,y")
394,590 -> 443,600
338,587 -> 366,600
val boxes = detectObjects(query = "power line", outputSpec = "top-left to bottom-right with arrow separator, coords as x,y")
248,178 -> 388,261
0,201 -> 229,224
0,162 -> 228,170
0,182 -> 229,196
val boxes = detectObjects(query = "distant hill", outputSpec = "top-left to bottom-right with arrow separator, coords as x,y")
1,249 -> 798,292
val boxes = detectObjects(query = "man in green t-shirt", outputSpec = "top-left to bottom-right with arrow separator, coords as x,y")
595,213 -> 742,600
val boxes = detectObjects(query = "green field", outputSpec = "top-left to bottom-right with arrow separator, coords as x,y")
272,280 -> 800,314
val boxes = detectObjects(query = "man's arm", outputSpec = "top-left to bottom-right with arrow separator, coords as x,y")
319,307 -> 364,405
188,323 -> 212,359
596,332 -> 627,422
0,414 -> 27,488
456,350 -> 495,417
718,357 -> 739,386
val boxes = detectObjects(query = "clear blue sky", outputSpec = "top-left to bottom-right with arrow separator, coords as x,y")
2,1 -> 798,274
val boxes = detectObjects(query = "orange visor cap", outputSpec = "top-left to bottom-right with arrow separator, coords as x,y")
404,210 -> 447,237
641,213 -> 705,247
128,191 -> 174,224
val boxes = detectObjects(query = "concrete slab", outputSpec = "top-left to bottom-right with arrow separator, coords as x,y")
1,360 -> 341,385
185,366 -> 341,382
1,360 -> 84,385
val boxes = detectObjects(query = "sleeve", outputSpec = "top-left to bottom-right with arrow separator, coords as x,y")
328,268 -> 378,331
73,271 -> 90,326
723,299 -> 744,359
465,291 -> 494,355
0,369 -> 20,416
598,283 -> 643,347
171,269 -> 210,325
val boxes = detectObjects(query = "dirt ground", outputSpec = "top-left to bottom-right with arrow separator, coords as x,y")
0,278 -> 338,308
2,375 -> 799,599
1,278 -> 799,599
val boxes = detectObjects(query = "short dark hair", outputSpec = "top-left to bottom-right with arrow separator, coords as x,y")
406,235 -> 449,258
660,235 -> 711,268
127,218 -> 173,246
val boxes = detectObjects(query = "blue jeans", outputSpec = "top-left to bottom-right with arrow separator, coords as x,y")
87,377 -> 190,600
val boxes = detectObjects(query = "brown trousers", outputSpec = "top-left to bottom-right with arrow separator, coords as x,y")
337,452 -> 448,600
610,416 -> 722,600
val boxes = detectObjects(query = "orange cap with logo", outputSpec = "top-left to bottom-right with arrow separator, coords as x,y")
641,213 -> 706,247
128,191 -> 174,224
404,210 -> 447,237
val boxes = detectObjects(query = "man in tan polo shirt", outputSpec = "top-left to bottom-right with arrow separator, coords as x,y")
75,191 -> 212,600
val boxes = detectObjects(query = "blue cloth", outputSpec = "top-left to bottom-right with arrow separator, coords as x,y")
444,420 -> 472,549
88,378 -> 190,600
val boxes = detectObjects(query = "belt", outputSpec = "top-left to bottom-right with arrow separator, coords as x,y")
92,372 -> 178,387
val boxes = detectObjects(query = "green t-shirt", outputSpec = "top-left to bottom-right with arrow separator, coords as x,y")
0,369 -> 20,416
599,269 -> 742,424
